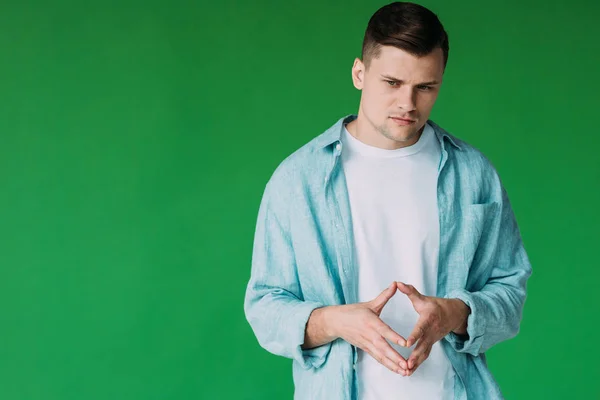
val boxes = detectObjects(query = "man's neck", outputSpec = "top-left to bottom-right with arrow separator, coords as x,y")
345,115 -> 424,150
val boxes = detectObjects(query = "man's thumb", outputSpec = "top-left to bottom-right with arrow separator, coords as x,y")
370,282 -> 397,313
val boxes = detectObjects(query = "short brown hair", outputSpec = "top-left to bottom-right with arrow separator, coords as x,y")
361,2 -> 449,71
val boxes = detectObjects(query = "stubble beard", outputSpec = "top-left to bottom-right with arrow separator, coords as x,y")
375,120 -> 421,145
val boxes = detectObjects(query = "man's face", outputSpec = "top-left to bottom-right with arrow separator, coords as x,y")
350,45 -> 445,149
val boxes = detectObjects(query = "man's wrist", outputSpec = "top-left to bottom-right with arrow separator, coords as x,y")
448,298 -> 471,336
320,305 -> 341,340
302,305 -> 340,350
308,305 -> 340,342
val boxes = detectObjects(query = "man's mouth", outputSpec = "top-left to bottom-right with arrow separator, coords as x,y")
390,117 -> 415,125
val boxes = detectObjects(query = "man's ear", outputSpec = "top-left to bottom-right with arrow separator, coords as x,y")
351,57 -> 365,90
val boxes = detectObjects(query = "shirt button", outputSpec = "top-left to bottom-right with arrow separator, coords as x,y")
335,142 -> 341,152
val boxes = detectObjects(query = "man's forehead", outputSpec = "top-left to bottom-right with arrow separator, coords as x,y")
373,46 -> 443,64
370,48 -> 444,78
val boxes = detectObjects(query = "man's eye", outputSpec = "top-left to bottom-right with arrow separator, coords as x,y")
418,86 -> 432,91
386,80 -> 397,86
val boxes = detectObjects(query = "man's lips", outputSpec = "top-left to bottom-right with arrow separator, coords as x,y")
390,117 -> 416,126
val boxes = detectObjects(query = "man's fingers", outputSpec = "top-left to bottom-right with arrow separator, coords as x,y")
405,318 -> 428,348
372,335 -> 408,370
366,345 -> 407,375
378,322 -> 407,347
407,338 -> 432,373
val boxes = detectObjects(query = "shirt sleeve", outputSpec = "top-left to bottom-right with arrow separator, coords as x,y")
443,181 -> 533,357
244,179 -> 333,370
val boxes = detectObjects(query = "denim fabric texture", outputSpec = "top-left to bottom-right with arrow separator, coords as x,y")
244,114 -> 533,400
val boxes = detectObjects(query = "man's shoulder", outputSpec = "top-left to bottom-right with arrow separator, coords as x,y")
266,117 -> 343,190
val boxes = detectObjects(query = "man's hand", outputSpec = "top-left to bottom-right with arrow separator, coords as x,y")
396,281 -> 471,376
328,282 -> 410,375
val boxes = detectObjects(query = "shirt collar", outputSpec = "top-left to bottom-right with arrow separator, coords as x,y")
315,114 -> 462,151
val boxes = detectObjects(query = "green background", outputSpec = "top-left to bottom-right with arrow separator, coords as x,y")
1,0 -> 598,399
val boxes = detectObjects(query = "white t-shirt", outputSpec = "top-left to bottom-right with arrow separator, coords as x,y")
340,122 -> 455,400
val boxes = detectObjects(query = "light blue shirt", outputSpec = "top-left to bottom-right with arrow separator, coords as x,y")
244,114 -> 533,399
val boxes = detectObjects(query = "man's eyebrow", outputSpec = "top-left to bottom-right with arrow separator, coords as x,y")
380,74 -> 441,85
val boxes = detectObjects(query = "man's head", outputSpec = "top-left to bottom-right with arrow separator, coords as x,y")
348,2 -> 449,150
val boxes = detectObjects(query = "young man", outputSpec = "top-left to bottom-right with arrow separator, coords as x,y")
244,2 -> 532,399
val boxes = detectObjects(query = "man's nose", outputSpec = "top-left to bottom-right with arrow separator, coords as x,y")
396,86 -> 417,111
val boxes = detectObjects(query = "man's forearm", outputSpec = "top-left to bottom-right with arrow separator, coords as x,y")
301,306 -> 339,350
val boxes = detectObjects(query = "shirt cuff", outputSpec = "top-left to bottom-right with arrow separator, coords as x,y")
291,301 -> 333,370
443,288 -> 486,356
